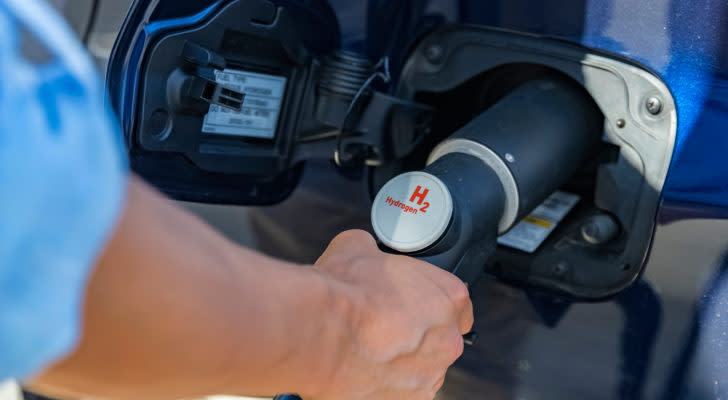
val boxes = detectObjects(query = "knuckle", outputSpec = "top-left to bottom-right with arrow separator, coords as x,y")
448,279 -> 471,308
465,300 -> 475,318
444,330 -> 465,363
462,310 -> 475,333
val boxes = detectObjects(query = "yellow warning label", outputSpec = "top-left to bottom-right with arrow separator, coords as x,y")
498,191 -> 580,253
523,216 -> 553,229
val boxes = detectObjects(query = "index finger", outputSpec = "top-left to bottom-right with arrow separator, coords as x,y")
412,259 -> 474,334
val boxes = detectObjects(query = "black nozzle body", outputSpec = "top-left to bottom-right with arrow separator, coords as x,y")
446,77 -> 602,224
410,77 -> 602,281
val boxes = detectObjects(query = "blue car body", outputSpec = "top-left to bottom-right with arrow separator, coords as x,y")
107,1 -> 728,398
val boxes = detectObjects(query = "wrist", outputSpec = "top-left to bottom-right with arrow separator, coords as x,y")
285,269 -> 357,398
220,249 -> 355,398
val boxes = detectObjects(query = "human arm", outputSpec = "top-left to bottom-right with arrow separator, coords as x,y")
29,176 -> 473,400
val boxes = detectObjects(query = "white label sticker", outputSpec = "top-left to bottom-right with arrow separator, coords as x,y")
371,172 -> 454,253
497,191 -> 580,253
202,69 -> 287,139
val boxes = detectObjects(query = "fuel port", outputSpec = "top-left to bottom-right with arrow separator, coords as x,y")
371,25 -> 677,299
372,77 -> 602,285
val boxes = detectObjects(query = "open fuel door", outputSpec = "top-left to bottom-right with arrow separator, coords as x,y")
106,0 -> 342,204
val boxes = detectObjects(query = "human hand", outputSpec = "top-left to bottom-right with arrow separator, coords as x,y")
310,230 -> 473,400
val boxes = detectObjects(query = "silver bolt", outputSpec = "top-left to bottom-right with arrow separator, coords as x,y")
581,214 -> 620,245
646,96 -> 663,115
424,44 -> 444,63
616,118 -> 626,129
505,153 -> 515,163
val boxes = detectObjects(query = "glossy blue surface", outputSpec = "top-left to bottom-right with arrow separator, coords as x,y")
341,0 -> 728,209
447,0 -> 728,209
104,2 -> 728,398
144,2 -> 222,36
110,0 -> 728,210
106,0 -> 226,149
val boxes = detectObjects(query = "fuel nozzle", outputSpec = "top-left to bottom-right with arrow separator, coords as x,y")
371,77 -> 602,283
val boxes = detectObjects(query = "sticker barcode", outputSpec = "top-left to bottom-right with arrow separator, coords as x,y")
498,191 -> 580,253
202,69 -> 287,139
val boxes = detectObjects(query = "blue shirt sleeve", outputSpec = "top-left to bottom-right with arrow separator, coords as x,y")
0,0 -> 127,380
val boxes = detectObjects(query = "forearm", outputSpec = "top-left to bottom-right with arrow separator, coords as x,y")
31,177 -> 346,400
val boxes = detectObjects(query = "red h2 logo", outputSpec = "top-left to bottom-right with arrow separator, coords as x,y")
410,186 -> 431,213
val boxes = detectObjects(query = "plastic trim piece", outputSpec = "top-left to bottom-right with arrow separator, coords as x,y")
371,171 -> 454,253
395,25 -> 677,299
428,138 -> 520,234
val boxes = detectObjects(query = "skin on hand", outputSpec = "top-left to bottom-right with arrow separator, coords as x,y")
29,177 -> 472,400
308,230 -> 474,400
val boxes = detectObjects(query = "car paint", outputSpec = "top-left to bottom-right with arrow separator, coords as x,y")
105,1 -> 728,398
